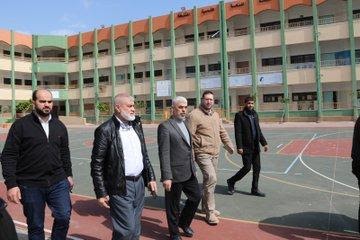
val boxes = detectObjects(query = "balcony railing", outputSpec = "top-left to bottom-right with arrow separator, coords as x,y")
321,58 -> 351,67
37,57 -> 66,62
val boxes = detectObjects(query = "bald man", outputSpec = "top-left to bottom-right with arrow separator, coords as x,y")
1,89 -> 73,240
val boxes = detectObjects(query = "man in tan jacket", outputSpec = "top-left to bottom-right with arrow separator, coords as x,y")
188,90 -> 234,225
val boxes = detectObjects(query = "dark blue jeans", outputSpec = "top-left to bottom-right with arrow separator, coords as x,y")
19,179 -> 72,240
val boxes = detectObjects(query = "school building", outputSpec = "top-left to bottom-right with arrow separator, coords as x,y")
0,0 -> 359,123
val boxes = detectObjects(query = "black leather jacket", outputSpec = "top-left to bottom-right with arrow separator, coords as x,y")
91,115 -> 156,198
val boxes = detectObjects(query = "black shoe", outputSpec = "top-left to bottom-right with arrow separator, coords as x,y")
179,225 -> 194,237
251,190 -> 266,197
170,234 -> 182,240
227,179 -> 235,195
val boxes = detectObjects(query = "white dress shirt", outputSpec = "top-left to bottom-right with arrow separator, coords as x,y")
116,116 -> 144,176
38,114 -> 52,139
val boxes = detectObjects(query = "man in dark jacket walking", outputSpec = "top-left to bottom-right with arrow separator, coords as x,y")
1,89 -> 73,240
351,117 -> 360,232
91,93 -> 157,240
226,96 -> 268,197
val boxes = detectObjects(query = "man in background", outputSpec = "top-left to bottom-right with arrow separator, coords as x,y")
227,96 -> 268,197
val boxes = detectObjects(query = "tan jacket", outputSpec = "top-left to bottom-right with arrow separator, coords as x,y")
187,107 -> 234,156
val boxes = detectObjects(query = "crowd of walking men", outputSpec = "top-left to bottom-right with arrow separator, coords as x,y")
0,88 -> 358,240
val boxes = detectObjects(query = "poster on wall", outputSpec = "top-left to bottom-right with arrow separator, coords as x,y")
201,76 -> 221,89
156,80 -> 172,97
229,74 -> 252,87
50,90 -> 60,99
258,72 -> 282,85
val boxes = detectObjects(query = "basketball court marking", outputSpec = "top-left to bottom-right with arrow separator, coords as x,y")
224,129 -> 359,197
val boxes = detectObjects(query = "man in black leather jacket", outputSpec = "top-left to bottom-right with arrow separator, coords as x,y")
91,93 -> 157,240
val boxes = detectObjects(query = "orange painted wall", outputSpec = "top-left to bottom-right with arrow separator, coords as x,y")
68,35 -> 78,49
5,0 -> 332,48
114,24 -> 128,40
97,27 -> 111,43
0,29 -> 11,45
14,32 -> 32,48
198,5 -> 219,24
174,9 -> 193,29
81,31 -> 94,46
226,1 -> 250,18
133,19 -> 148,36
152,15 -> 170,33
254,0 -> 279,14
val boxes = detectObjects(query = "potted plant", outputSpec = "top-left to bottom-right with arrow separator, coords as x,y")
97,102 -> 110,114
16,100 -> 32,118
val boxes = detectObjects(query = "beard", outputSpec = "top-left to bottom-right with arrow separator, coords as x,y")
35,107 -> 51,117
121,111 -> 135,121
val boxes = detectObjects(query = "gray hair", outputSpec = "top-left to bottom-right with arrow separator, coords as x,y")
172,96 -> 187,107
114,93 -> 134,105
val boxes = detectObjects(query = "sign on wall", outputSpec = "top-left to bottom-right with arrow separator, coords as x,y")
156,80 -> 172,97
201,76 -> 221,89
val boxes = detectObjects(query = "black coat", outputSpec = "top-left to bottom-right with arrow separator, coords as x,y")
1,112 -> 71,189
91,115 -> 156,198
352,117 -> 360,179
234,110 -> 267,153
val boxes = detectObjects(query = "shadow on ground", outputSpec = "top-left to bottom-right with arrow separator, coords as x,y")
259,212 -> 359,240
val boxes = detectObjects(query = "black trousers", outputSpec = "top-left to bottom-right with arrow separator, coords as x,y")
228,151 -> 261,191
0,199 -> 18,240
165,174 -> 201,236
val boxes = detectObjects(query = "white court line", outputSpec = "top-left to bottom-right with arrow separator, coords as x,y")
297,132 -> 359,191
14,220 -> 84,240
284,134 -> 317,174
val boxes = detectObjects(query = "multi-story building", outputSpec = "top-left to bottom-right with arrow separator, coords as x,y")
0,0 -> 359,123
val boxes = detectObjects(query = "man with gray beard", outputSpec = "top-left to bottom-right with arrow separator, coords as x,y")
91,93 -> 157,240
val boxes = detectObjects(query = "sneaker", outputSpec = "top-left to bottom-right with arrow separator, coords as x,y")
227,179 -> 235,195
251,190 -> 266,197
206,213 -> 219,225
199,209 -> 221,216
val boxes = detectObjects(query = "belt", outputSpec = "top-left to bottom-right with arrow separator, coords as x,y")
125,174 -> 142,181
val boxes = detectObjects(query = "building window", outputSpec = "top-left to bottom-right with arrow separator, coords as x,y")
262,57 -> 282,66
288,16 -> 313,28
3,50 -> 10,56
263,94 -> 284,103
15,79 -> 22,85
83,77 -> 94,84
99,76 -> 109,83
3,78 -> 11,84
134,72 -> 143,79
185,65 -> 205,74
290,54 -> 315,64
24,53 -> 32,58
292,92 -> 317,101
83,52 -> 93,57
98,49 -> 109,55
25,80 -> 32,86
260,21 -> 280,31
208,63 -> 221,71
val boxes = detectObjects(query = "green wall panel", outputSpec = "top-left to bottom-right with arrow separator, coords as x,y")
33,35 -> 67,49
34,62 -> 67,73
